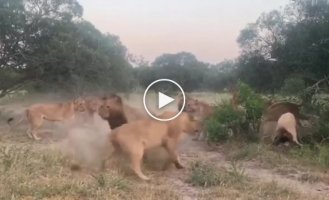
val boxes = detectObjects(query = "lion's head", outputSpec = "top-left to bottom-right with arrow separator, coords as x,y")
73,98 -> 87,112
160,111 -> 202,136
98,94 -> 128,129
85,96 -> 102,113
181,112 -> 202,135
178,97 -> 200,113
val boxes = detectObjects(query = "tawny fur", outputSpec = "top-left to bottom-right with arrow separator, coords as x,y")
274,112 -> 302,147
9,98 -> 86,140
259,101 -> 309,144
123,104 -> 148,122
177,96 -> 214,141
84,96 -> 103,122
262,102 -> 309,122
108,111 -> 201,180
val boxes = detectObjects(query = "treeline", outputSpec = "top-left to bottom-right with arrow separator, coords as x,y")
133,53 -> 237,92
1,0 -> 329,97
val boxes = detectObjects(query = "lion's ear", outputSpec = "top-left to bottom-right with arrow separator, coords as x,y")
113,95 -> 122,103
73,98 -> 80,104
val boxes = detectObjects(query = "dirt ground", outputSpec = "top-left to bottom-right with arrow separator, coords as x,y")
0,93 -> 328,200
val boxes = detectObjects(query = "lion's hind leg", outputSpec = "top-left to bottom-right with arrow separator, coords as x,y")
125,143 -> 149,180
28,112 -> 44,141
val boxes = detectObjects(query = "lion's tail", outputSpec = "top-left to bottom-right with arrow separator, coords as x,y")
7,110 -> 28,127
7,117 -> 14,124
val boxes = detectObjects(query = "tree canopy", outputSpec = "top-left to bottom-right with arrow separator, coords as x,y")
237,0 -> 329,92
134,52 -> 236,92
0,0 -> 133,97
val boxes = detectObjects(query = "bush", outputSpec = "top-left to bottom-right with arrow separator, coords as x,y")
237,81 -> 266,130
311,120 -> 329,144
281,76 -> 306,96
303,93 -> 329,144
206,101 -> 246,143
207,81 -> 266,143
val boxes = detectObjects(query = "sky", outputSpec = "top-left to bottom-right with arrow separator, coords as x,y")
79,0 -> 290,64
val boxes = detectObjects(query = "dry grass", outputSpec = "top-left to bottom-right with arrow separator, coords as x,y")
0,143 -> 310,200
222,141 -> 329,171
199,181 -> 303,200
0,144 -> 180,200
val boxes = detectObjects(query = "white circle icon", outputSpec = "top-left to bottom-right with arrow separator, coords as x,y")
143,79 -> 185,121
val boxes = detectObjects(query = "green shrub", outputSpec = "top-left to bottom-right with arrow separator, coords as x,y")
311,93 -> 329,115
281,75 -> 306,96
312,121 -> 329,144
302,93 -> 329,144
206,101 -> 245,142
237,81 -> 265,129
207,81 -> 265,143
207,119 -> 230,142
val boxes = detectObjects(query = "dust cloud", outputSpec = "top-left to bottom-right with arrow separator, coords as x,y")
57,113 -> 112,170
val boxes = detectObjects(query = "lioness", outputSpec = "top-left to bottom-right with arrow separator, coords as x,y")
274,112 -> 302,147
8,98 -> 86,140
84,96 -> 103,122
177,96 -> 214,141
109,111 -> 202,180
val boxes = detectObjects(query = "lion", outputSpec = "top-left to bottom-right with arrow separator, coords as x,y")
259,101 -> 310,144
84,96 -> 103,122
98,94 -> 128,129
8,98 -> 86,140
177,96 -> 214,141
273,112 -> 302,147
262,102 -> 309,122
177,93 -> 189,111
108,111 -> 202,180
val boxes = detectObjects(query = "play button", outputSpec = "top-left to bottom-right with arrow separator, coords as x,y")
143,79 -> 185,121
158,92 -> 175,109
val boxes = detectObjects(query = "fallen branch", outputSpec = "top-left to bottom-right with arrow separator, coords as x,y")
305,76 -> 329,94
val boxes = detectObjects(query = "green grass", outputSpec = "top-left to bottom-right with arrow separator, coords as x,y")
188,160 -> 223,187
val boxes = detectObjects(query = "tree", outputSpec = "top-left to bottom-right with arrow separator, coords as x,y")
236,0 -> 329,92
0,0 -> 133,97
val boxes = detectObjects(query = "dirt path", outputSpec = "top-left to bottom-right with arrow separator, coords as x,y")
161,138 -> 329,200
